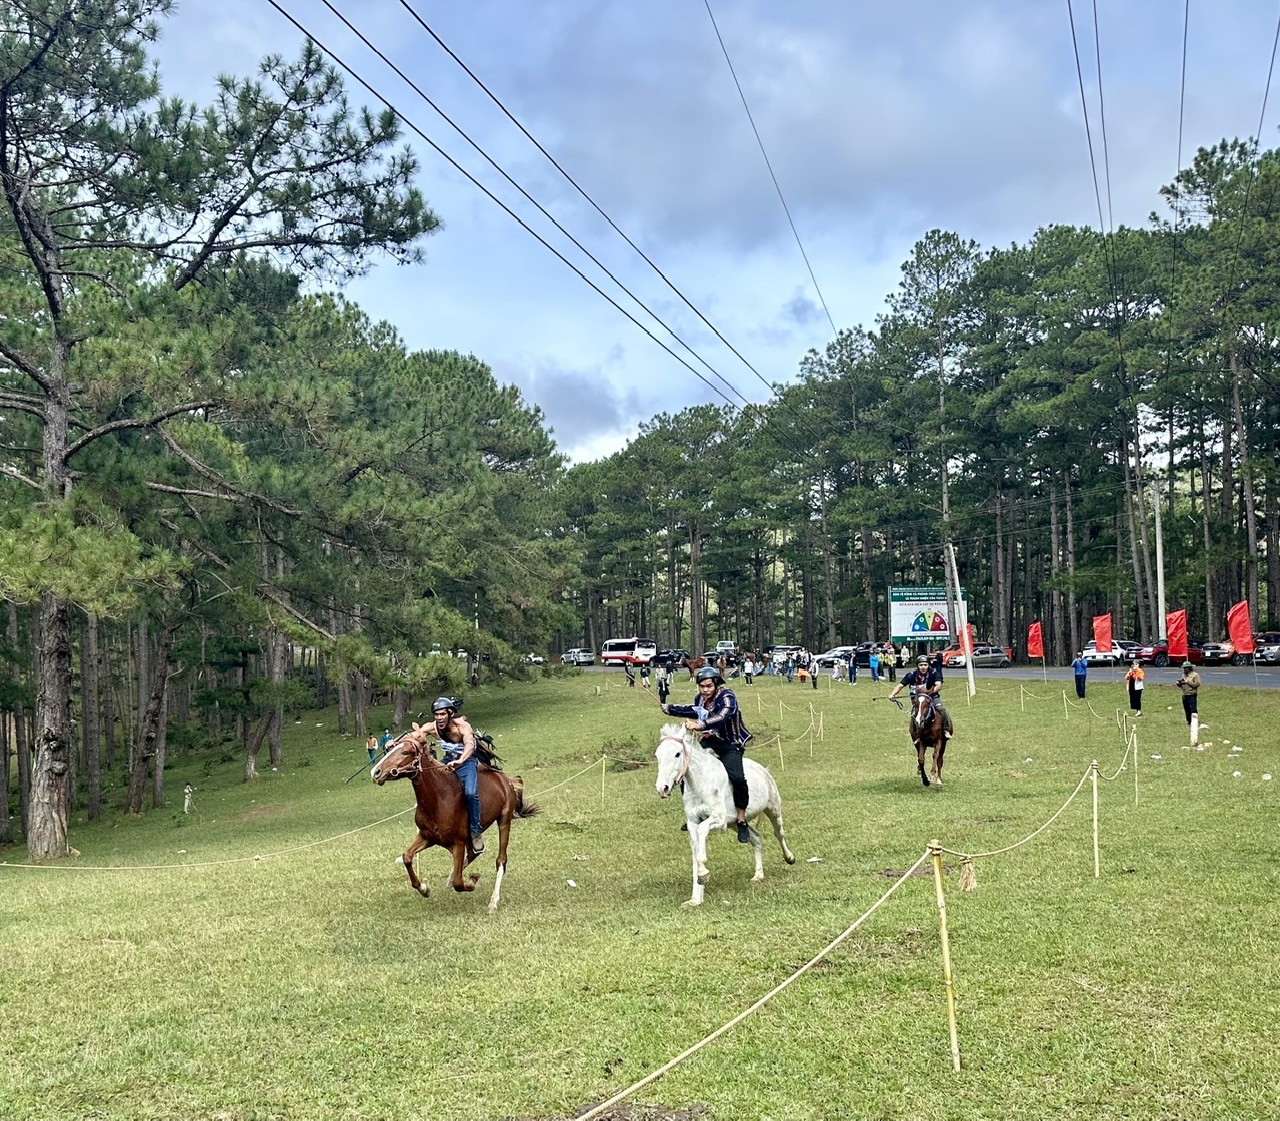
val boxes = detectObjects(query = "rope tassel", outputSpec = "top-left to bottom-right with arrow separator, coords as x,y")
959,856 -> 977,892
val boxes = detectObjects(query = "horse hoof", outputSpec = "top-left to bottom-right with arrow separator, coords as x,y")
751,872 -> 764,883
417,887 -> 430,898
681,899 -> 702,909
784,853 -> 796,865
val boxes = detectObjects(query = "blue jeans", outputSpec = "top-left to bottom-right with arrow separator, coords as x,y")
447,755 -> 482,836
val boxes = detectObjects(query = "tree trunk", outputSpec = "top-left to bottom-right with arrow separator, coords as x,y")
9,601 -> 31,838
125,614 -> 179,815
83,612 -> 102,820
151,683 -> 169,810
1231,350 -> 1260,620
243,710 -> 274,782
29,591 -> 74,860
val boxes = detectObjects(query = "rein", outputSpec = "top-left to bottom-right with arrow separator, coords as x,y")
660,732 -> 693,787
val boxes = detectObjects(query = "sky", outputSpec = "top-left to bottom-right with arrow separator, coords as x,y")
150,1 -> 1280,463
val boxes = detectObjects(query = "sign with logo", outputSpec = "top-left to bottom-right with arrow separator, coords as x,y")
889,585 -> 968,643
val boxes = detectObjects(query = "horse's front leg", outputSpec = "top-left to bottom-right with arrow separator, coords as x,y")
449,842 -> 480,892
487,811 -> 513,914
932,738 -> 945,786
399,833 -> 430,897
683,820 -> 709,907
915,737 -> 930,787
749,823 -> 765,883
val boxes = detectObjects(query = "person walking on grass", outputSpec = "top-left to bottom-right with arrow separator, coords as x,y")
1071,651 -> 1088,698
1124,660 -> 1145,716
661,664 -> 754,843
1176,661 -> 1201,726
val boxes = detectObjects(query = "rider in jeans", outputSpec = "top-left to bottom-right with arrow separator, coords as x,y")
887,655 -> 954,739
431,697 -> 486,854
661,664 -> 754,842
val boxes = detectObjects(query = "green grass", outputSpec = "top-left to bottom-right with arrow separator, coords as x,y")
2,670 -> 1278,1121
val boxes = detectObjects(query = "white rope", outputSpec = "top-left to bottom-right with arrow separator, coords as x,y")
574,850 -> 932,1121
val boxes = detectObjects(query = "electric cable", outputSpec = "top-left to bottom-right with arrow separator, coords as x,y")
260,0 -> 814,465
392,0 -> 834,452
310,0 -> 813,458
702,0 -> 839,338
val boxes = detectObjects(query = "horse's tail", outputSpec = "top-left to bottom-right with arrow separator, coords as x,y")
509,775 -> 540,819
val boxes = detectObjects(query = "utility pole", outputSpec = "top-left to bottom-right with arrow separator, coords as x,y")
1152,481 -> 1167,639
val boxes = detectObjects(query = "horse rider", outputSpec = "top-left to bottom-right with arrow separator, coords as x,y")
430,696 -> 486,854
661,664 -> 754,843
888,654 -> 954,740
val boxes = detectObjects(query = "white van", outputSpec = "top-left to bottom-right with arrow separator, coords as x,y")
601,637 -> 658,665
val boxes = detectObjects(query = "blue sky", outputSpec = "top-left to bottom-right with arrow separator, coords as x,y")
153,1 -> 1280,461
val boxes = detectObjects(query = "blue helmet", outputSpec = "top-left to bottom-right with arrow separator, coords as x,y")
695,665 -> 723,685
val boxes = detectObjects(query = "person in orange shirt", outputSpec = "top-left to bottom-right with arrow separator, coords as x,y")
1124,660 -> 1145,715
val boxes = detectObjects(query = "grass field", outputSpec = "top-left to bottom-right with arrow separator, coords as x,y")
2,669 -> 1278,1121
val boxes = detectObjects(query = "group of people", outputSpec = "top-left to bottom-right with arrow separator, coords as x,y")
1070,652 -> 1203,726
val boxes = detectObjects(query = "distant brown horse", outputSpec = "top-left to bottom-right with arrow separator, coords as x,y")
909,691 -> 947,787
371,723 -> 539,912
681,655 -> 707,680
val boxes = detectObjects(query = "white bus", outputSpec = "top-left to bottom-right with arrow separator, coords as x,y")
600,637 -> 658,666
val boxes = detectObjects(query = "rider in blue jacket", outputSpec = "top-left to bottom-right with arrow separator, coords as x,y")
662,664 -> 754,842
888,655 -> 954,739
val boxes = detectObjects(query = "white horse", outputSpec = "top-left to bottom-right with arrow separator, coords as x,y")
654,722 -> 796,907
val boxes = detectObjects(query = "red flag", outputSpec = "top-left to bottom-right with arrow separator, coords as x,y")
1227,600 -> 1255,654
1092,614 -> 1112,653
960,624 -> 975,656
1027,621 -> 1044,659
1166,610 -> 1187,658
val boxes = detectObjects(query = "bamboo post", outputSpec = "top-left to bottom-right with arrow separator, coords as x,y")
929,840 -> 962,1073
1020,684 -> 1025,713
601,755 -> 606,810
779,700 -> 784,732
1190,712 -> 1199,747
776,735 -> 784,772
1041,655 -> 1047,683
1063,691 -> 1069,721
1091,760 -> 1099,879
808,727 -> 813,759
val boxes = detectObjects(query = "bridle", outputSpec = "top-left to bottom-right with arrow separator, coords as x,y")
911,690 -> 936,729
659,732 -> 692,788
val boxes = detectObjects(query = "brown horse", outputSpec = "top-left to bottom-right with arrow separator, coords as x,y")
371,723 -> 539,913
908,690 -> 947,787
681,655 -> 707,680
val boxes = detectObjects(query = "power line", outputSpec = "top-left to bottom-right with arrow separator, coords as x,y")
702,0 -> 838,339
392,0 -> 831,451
261,0 -> 816,463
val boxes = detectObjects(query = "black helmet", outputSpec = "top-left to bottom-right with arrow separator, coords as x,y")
431,696 -> 457,713
694,665 -> 723,685
916,654 -> 929,666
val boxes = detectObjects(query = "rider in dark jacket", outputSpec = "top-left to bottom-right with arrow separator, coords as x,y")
662,664 -> 754,842
888,655 -> 953,739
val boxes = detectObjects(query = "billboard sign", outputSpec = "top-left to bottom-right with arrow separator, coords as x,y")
889,585 -> 968,643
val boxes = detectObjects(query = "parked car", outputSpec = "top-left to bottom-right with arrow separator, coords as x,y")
715,641 -> 739,660
1200,641 -> 1234,666
561,648 -> 595,666
652,648 -> 690,668
523,653 -> 546,665
1257,642 -> 1280,665
770,645 -> 803,666
1137,639 -> 1203,667
814,645 -> 855,668
1081,641 -> 1122,666
946,644 -> 1012,669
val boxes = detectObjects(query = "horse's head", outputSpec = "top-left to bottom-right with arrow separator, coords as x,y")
654,722 -> 693,798
911,691 -> 935,730
370,723 -> 431,785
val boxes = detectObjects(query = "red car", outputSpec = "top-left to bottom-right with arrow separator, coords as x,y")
1138,639 -> 1203,667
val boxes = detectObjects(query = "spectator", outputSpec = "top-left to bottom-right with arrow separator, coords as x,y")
640,663 -> 651,689
742,655 -> 754,685
846,649 -> 857,684
366,733 -> 378,764
785,654 -> 795,683
624,663 -> 636,688
1124,660 -> 1145,716
1071,651 -> 1088,698
882,642 -> 897,682
1176,660 -> 1201,726
869,648 -> 881,683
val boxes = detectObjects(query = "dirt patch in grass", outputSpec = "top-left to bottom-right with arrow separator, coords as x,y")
516,1105 -> 711,1121
877,863 -> 951,878
224,804 -> 286,822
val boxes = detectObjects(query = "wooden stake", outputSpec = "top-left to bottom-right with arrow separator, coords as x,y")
930,840 -> 962,1073
1091,760 -> 1099,878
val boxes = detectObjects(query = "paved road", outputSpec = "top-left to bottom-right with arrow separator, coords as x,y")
579,662 -> 1280,691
